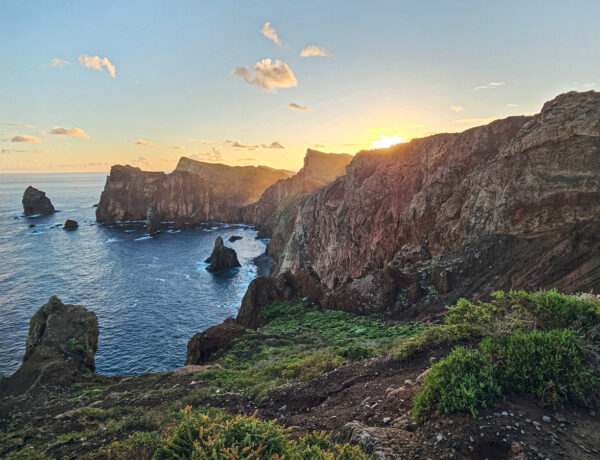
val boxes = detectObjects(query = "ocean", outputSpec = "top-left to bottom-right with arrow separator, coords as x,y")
0,173 -> 270,376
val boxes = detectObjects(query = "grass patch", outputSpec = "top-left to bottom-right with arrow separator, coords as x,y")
199,300 -> 424,398
154,406 -> 366,460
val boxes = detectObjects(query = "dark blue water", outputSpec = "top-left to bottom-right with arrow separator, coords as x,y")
0,173 -> 270,376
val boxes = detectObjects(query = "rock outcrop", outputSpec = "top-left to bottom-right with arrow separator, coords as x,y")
271,91 -> 600,316
22,186 -> 55,216
232,150 -> 353,245
96,157 -> 293,224
146,202 -> 159,235
0,296 -> 98,394
206,236 -> 241,272
185,318 -> 246,365
63,219 -> 78,230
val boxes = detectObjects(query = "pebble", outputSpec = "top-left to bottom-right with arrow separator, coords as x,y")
436,433 -> 443,442
383,417 -> 391,424
502,411 -> 508,416
542,416 -> 551,423
278,405 -> 287,411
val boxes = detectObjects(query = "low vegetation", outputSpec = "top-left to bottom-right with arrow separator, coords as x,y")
198,300 -> 425,398
410,290 -> 600,420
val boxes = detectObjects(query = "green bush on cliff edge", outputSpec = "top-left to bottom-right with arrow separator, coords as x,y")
411,290 -> 600,421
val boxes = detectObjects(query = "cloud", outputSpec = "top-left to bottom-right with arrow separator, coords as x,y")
129,156 -> 151,167
136,140 -> 153,146
187,138 -> 215,144
50,127 -> 89,138
1,121 -> 35,128
289,103 -> 310,112
456,117 -> 497,125
300,45 -> 331,57
475,81 -> 505,90
311,143 -> 326,148
190,147 -> 223,162
262,141 -> 285,149
583,80 -> 598,88
50,57 -> 68,67
1,148 -> 46,154
11,135 -> 42,143
232,59 -> 297,92
507,103 -> 518,108
450,105 -> 464,113
78,55 -> 116,78
261,22 -> 283,47
171,145 -> 185,150
225,140 -> 285,150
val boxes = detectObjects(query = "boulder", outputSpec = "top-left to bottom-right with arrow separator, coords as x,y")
22,186 -> 55,215
0,296 -> 98,394
185,318 -> 246,365
146,202 -> 160,235
228,235 -> 243,242
206,236 -> 241,272
63,219 -> 78,230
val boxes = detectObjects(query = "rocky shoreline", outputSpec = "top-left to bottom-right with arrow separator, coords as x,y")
2,91 -> 600,459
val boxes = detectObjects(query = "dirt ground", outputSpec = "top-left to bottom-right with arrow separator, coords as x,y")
1,348 -> 598,459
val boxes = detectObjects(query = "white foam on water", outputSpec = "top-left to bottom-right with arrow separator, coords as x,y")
135,235 -> 153,241
103,238 -> 121,243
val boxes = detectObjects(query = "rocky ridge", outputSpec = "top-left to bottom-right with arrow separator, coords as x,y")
266,91 -> 600,316
95,157 -> 293,225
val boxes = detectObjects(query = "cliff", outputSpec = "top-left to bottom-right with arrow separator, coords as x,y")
95,157 -> 293,224
270,91 -> 600,316
232,150 -> 353,248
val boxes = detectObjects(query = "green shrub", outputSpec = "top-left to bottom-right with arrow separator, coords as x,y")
394,323 -> 479,361
153,406 -> 366,460
1,446 -> 48,460
480,329 -> 597,407
413,347 -> 502,420
100,431 -> 162,460
68,337 -> 86,353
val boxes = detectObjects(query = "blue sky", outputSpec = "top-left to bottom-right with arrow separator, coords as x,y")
1,0 -> 599,172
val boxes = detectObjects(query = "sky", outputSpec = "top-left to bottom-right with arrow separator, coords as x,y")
1,0 -> 599,173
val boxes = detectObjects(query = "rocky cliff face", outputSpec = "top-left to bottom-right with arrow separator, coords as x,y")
0,296 -> 98,394
232,150 -> 353,254
96,157 -> 293,224
271,91 -> 600,316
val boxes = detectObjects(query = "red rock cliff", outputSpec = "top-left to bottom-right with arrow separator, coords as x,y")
270,91 -> 600,316
95,157 -> 293,224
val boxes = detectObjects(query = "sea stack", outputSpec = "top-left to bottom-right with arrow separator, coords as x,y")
22,186 -> 55,216
146,202 -> 160,235
63,219 -> 78,230
0,296 -> 98,394
206,236 -> 241,272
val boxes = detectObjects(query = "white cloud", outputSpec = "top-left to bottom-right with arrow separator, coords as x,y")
1,148 -> 46,154
475,81 -> 505,90
300,45 -> 331,57
583,80 -> 598,88
190,147 -> 223,162
136,140 -> 153,146
450,105 -> 464,113
129,156 -> 151,167
225,140 -> 285,150
11,135 -> 42,143
171,145 -> 185,150
50,127 -> 89,138
289,103 -> 310,112
232,59 -> 297,92
50,57 -> 68,67
261,22 -> 283,47
507,103 -> 518,108
1,121 -> 34,128
78,55 -> 116,78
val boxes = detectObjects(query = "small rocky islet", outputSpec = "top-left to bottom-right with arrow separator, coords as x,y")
2,91 -> 600,459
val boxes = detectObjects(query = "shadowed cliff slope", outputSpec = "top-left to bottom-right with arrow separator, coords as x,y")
267,91 -> 600,316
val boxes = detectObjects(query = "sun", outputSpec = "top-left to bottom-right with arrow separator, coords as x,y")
370,135 -> 406,149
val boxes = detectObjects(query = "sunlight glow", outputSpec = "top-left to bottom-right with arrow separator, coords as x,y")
370,135 -> 406,149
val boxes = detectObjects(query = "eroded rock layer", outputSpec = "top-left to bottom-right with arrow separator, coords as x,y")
271,91 -> 600,316
96,157 -> 294,224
